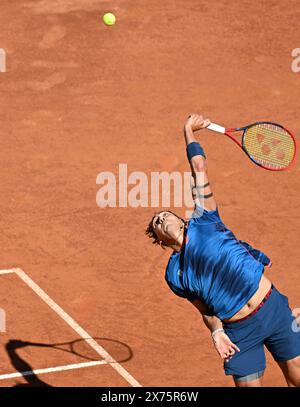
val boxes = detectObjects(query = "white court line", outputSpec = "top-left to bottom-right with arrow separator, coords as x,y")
0,360 -> 107,381
1,268 -> 142,387
0,269 -> 16,275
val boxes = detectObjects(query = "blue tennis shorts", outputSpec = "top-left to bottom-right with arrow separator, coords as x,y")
223,286 -> 300,377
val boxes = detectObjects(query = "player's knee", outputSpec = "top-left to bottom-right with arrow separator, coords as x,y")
286,376 -> 300,387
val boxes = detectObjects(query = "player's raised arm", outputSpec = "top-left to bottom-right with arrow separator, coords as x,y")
184,114 -> 217,211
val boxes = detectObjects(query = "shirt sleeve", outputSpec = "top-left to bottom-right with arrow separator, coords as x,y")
238,240 -> 272,268
191,204 -> 220,221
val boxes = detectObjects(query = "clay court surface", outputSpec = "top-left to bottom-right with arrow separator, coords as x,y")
0,0 -> 299,387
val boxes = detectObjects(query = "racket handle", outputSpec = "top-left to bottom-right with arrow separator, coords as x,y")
207,123 -> 226,134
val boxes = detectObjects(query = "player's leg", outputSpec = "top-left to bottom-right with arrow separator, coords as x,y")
264,289 -> 300,387
223,315 -> 266,386
276,355 -> 300,387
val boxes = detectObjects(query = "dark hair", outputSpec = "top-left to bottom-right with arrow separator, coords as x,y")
145,210 -> 187,250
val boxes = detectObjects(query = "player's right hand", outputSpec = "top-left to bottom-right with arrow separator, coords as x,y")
185,114 -> 211,132
212,331 -> 240,363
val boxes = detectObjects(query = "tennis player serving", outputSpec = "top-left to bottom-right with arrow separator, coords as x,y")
145,114 -> 300,387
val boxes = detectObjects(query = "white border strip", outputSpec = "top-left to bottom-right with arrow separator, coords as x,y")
1,268 -> 142,387
0,269 -> 16,275
0,360 -> 107,381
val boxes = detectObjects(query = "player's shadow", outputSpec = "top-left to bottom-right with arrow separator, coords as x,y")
5,337 -> 133,387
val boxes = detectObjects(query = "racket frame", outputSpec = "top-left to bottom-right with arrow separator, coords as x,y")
208,121 -> 297,171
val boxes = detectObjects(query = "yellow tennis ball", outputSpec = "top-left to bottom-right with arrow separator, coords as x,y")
103,12 -> 116,26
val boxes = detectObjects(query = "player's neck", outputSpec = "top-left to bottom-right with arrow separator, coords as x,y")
171,228 -> 185,252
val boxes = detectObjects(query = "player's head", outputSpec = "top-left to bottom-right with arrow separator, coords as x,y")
145,210 -> 187,249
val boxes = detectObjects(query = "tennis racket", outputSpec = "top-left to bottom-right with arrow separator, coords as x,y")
207,121 -> 297,171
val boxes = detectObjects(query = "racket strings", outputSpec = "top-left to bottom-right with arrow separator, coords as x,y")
243,123 -> 295,169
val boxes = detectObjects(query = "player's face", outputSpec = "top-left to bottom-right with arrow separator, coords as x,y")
152,211 -> 182,244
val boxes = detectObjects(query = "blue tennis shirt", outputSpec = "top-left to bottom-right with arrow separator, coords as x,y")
165,206 -> 271,320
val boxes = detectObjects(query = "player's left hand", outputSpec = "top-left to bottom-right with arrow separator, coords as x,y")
185,114 -> 211,132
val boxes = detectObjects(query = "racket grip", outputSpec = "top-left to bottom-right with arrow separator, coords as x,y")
207,123 -> 226,134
